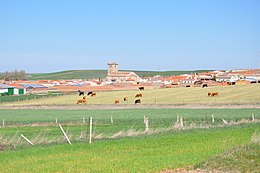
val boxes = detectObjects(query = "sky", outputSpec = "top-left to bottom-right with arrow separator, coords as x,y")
1,0 -> 260,73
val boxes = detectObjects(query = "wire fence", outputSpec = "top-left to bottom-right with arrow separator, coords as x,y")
0,113 -> 259,151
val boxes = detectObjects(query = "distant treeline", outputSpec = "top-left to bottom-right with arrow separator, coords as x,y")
1,70 -> 27,81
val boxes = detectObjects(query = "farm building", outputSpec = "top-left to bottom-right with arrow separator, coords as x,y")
21,84 -> 48,94
0,84 -> 24,95
8,84 -> 26,95
105,62 -> 142,83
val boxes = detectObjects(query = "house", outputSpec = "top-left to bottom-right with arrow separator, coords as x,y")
0,84 -> 14,95
0,84 -> 24,95
21,84 -> 48,94
105,62 -> 141,83
8,84 -> 25,95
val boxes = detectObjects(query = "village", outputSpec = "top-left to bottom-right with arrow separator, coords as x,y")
1,62 -> 260,96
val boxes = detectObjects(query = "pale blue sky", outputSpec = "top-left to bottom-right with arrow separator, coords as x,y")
1,0 -> 260,73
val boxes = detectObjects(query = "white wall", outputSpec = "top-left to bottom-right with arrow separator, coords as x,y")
0,89 -> 8,94
14,88 -> 19,95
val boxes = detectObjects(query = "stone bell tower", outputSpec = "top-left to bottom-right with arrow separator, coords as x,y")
107,62 -> 118,75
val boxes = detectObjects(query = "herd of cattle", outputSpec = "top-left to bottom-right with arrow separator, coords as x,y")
76,87 -> 219,104
76,87 -> 144,105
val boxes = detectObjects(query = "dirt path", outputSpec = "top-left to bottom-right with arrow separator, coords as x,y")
1,104 -> 260,110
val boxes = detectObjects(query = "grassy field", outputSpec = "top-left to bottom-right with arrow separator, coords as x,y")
2,84 -> 260,106
0,108 -> 259,146
0,92 -> 63,103
0,124 -> 259,172
0,108 -> 259,172
28,70 -> 210,80
198,143 -> 260,172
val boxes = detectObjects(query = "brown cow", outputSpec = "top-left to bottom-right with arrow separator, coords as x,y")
208,92 -> 212,96
135,99 -> 141,104
123,97 -> 128,101
135,93 -> 142,98
91,92 -> 96,97
114,100 -> 120,104
77,96 -> 87,104
210,92 -> 219,97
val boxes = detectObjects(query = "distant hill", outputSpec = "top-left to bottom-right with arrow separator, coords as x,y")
28,70 -> 211,80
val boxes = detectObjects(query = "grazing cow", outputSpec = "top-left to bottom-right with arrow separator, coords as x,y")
91,92 -> 96,97
114,100 -> 120,104
77,96 -> 87,104
87,91 -> 93,95
135,99 -> 141,104
123,97 -> 128,101
139,87 -> 144,91
78,90 -> 84,96
208,92 -> 212,96
210,92 -> 219,97
135,93 -> 142,98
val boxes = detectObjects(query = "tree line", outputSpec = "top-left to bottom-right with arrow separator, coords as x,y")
1,70 -> 27,81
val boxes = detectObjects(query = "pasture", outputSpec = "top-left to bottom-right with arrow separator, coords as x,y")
0,92 -> 63,103
0,108 -> 259,172
2,84 -> 260,106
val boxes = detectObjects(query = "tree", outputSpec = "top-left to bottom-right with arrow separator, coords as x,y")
1,70 -> 28,81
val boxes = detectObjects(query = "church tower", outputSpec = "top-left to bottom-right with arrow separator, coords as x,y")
107,62 -> 118,75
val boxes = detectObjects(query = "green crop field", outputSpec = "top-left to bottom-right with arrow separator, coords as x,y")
2,84 -> 260,106
27,70 -> 210,80
0,123 -> 259,172
1,102 -> 259,172
0,92 -> 63,103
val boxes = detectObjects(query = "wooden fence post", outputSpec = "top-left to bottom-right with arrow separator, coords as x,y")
2,118 -> 5,127
252,113 -> 256,122
180,116 -> 184,128
55,118 -> 58,124
83,117 -> 85,124
21,134 -> 34,145
222,118 -> 228,125
111,115 -> 113,124
211,114 -> 215,123
144,116 -> 149,132
89,117 -> 93,144
59,125 -> 71,145
176,114 -> 179,123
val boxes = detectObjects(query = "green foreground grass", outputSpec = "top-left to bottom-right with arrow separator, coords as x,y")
0,124 -> 259,172
198,143 -> 260,173
0,108 -> 259,172
2,84 -> 260,106
0,108 -> 259,140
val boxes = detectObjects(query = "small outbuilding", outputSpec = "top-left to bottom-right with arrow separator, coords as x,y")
0,84 -> 17,95
21,84 -> 48,94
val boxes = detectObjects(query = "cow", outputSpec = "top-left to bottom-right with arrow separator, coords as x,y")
210,92 -> 219,97
208,92 -> 212,96
123,97 -> 128,101
87,91 -> 93,95
91,92 -> 96,97
135,99 -> 141,104
114,100 -> 120,104
139,87 -> 144,91
78,90 -> 84,96
77,96 -> 87,104
135,93 -> 142,98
